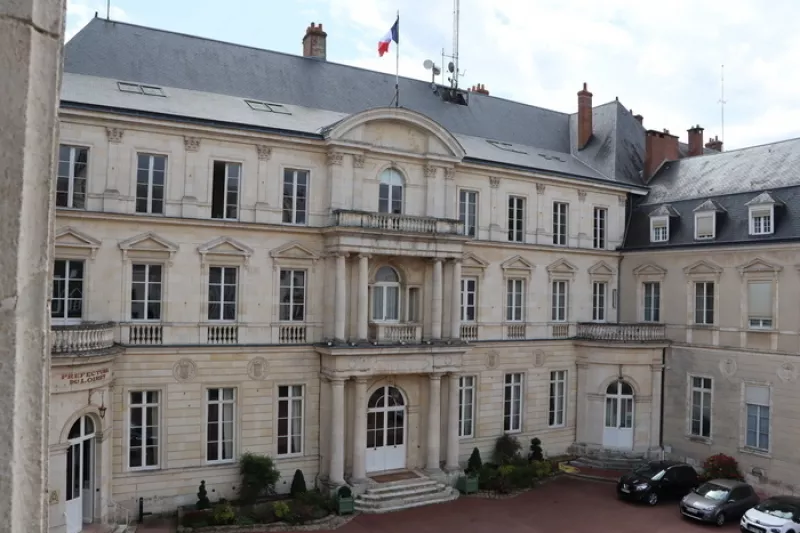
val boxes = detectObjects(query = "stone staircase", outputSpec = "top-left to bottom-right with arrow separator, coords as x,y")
567,444 -> 654,471
355,477 -> 459,514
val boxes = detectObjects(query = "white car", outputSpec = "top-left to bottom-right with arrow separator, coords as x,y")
740,496 -> 800,533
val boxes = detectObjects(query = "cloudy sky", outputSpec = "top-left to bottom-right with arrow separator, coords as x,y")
66,0 -> 800,150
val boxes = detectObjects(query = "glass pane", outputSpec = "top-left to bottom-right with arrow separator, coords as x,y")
605,398 -> 618,427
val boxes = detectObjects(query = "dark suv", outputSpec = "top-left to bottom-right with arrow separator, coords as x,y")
617,461 -> 699,506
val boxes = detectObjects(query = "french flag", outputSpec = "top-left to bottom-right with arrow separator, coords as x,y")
378,17 -> 399,57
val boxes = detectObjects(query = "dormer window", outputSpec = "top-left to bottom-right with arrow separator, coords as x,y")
746,192 -> 781,236
650,216 -> 669,242
692,199 -> 725,241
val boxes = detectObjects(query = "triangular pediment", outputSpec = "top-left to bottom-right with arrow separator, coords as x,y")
500,255 -> 534,273
588,260 -> 615,276
462,252 -> 489,269
54,226 -> 101,250
119,232 -> 178,253
683,259 -> 723,275
633,263 -> 667,276
649,204 -> 680,217
269,241 -> 319,261
746,191 -> 783,207
546,258 -> 578,274
693,199 -> 726,213
198,236 -> 253,258
738,257 -> 782,274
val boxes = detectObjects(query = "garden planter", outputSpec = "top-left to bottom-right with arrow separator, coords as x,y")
456,475 -> 479,494
337,497 -> 354,515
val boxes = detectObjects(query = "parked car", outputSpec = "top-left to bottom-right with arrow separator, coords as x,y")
680,478 -> 760,526
740,496 -> 800,533
616,460 -> 699,506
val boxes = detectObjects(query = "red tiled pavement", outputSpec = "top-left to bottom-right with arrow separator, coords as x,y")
312,477 -> 739,533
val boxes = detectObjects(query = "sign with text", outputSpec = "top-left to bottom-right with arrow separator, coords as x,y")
59,368 -> 110,386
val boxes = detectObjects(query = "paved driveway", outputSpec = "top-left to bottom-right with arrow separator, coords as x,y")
319,477 -> 739,533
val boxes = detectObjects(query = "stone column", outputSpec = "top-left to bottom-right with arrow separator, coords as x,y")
335,253 -> 347,340
1,2 -> 65,531
431,259 -> 443,339
445,373 -> 461,471
329,378 -> 346,485
450,259 -> 462,339
426,374 -> 443,471
357,254 -> 369,340
351,377 -> 368,482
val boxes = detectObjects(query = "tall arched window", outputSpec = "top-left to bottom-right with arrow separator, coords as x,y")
372,266 -> 401,321
379,168 -> 404,214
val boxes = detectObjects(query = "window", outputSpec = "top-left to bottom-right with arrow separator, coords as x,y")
650,216 -> 668,242
379,168 -> 404,214
206,388 -> 236,462
506,278 -> 525,322
458,376 -> 476,438
748,281 -> 773,329
245,100 -> 291,114
549,370 -> 567,427
277,385 -> 304,455
118,81 -> 166,96
551,280 -> 568,322
749,207 -> 773,235
372,266 -> 401,321
211,161 -> 241,220
592,281 -> 606,322
52,259 -> 84,322
745,384 -> 770,451
459,189 -> 479,237
282,169 -> 308,225
129,391 -> 159,469
208,267 -> 237,321
131,264 -> 162,320
56,145 -> 88,209
407,287 -> 420,322
135,154 -> 166,215
694,282 -> 714,325
695,213 -> 715,240
689,376 -> 712,438
593,207 -> 606,249
507,196 -> 525,242
552,202 -> 569,245
461,277 -> 477,322
279,269 -> 306,321
503,373 -> 523,433
643,282 -> 660,322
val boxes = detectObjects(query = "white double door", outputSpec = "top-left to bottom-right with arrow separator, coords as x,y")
602,380 -> 635,450
365,386 -> 407,473
65,416 -> 96,533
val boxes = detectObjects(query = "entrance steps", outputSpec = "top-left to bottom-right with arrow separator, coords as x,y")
355,476 -> 459,513
567,444 -> 654,471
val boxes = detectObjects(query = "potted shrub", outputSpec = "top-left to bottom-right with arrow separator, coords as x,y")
336,486 -> 354,515
456,447 -> 481,494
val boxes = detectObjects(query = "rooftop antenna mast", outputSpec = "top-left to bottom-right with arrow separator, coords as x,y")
451,0 -> 460,89
719,64 -> 726,143
106,0 -> 110,19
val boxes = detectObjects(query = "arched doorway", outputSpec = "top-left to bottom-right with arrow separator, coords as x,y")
603,380 -> 634,450
366,386 -> 406,472
65,415 -> 96,533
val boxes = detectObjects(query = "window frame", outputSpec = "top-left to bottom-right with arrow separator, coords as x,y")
211,160 -> 242,221
748,205 -> 774,236
127,390 -> 161,471
503,372 -> 524,433
56,144 -> 89,209
458,375 -> 476,438
458,188 -> 479,238
51,258 -> 85,324
281,168 -> 310,226
743,382 -> 771,454
378,168 -> 405,214
371,265 -> 402,322
551,280 -> 568,322
687,375 -> 713,440
592,281 -> 607,322
205,387 -> 237,464
276,384 -> 305,457
650,215 -> 669,242
548,370 -> 568,428
507,195 -> 526,243
694,281 -> 715,325
135,153 -> 167,215
207,266 -> 239,322
505,278 -> 525,322
130,263 -> 163,322
460,276 -> 478,323
642,281 -> 661,323
278,268 -> 307,322
552,201 -> 569,246
694,211 -> 716,240
747,280 -> 774,330
592,206 -> 607,249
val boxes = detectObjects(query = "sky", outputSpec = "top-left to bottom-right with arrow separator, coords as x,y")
65,0 -> 800,151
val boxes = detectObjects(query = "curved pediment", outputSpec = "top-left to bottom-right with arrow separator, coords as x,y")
322,107 -> 466,161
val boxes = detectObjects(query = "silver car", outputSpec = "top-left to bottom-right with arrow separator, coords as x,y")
679,478 -> 760,526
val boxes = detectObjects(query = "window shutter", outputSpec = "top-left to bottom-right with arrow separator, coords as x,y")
696,214 -> 714,237
745,385 -> 770,405
748,282 -> 773,317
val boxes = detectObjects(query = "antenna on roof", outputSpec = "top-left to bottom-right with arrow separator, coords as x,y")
106,0 -> 110,19
442,0 -> 462,89
423,59 -> 441,86
718,64 -> 726,144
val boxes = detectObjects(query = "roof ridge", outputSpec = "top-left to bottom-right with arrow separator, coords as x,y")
638,182 -> 800,207
679,133 -> 800,160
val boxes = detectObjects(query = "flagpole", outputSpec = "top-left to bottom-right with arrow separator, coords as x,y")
395,11 -> 400,107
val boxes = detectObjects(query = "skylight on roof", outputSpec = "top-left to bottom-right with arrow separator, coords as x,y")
245,99 -> 291,115
486,139 -> 527,155
117,81 -> 166,97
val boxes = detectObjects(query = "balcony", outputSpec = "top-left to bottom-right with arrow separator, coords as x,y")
332,210 -> 465,236
369,323 -> 423,343
51,322 -> 119,356
575,323 -> 668,343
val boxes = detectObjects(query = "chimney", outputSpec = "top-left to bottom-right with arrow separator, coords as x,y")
644,129 -> 680,182
687,125 -> 705,157
302,22 -> 327,60
705,135 -> 723,152
577,82 -> 593,150
469,83 -> 489,95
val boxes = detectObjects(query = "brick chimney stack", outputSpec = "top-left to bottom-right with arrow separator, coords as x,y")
302,22 -> 327,60
470,84 -> 489,95
705,135 -> 723,152
577,82 -> 593,150
644,129 -> 680,182
687,125 -> 705,156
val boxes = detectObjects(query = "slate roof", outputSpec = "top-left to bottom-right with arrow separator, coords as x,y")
63,18 -> 647,188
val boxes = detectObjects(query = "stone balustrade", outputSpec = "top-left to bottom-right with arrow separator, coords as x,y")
332,209 -> 465,236
369,323 -> 423,343
575,322 -> 668,342
51,322 -> 116,355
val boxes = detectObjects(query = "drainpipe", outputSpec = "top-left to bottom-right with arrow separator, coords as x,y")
660,347 -> 666,459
